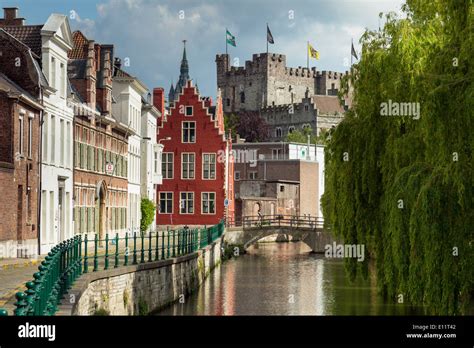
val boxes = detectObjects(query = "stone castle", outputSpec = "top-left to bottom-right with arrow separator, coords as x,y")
215,52 -> 351,140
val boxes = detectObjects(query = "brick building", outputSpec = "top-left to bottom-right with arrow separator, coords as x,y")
154,79 -> 234,226
232,142 -> 325,221
68,31 -> 130,240
0,28 -> 44,257
1,8 -> 76,254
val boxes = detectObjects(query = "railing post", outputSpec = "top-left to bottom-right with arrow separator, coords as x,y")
133,232 -> 138,265
93,234 -> 99,272
167,228 -> 170,258
124,232 -> 129,266
13,292 -> 27,316
172,230 -> 176,257
83,234 -> 89,274
161,230 -> 165,260
177,229 -> 181,256
104,233 -> 109,270
155,231 -> 159,261
140,231 -> 145,263
148,231 -> 152,262
25,281 -> 36,316
114,233 -> 119,268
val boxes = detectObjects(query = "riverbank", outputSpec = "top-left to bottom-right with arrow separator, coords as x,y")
58,236 -> 223,315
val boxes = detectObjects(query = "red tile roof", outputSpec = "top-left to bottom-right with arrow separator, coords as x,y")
69,30 -> 89,59
2,25 -> 42,57
313,95 -> 345,114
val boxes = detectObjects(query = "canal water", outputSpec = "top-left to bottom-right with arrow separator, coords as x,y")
155,241 -> 424,315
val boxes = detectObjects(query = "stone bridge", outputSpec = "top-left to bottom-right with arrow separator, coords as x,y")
224,215 -> 334,253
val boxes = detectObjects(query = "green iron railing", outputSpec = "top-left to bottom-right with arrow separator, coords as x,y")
0,221 -> 224,316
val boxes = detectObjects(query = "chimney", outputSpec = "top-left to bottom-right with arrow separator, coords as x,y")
114,57 -> 121,76
203,97 -> 213,109
0,7 -> 25,26
153,88 -> 165,117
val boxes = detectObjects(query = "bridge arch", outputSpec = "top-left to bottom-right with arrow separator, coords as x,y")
242,229 -> 315,251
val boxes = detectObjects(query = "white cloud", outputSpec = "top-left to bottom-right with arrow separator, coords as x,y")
69,0 -> 405,98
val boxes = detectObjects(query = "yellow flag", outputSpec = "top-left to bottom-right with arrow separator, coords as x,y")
308,43 -> 320,60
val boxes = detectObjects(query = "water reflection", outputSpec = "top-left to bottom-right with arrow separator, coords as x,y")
155,242 -> 424,315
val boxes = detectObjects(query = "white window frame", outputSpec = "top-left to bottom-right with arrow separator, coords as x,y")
179,192 -> 194,214
202,153 -> 216,180
249,171 -> 257,180
27,113 -> 34,158
201,192 -> 216,215
182,121 -> 196,143
19,113 -> 24,156
159,191 -> 173,214
181,152 -> 195,179
162,152 -> 174,179
234,171 -> 241,181
185,106 -> 193,117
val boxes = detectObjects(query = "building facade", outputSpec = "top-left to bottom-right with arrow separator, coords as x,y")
112,62 -> 149,233
1,9 -> 76,254
154,81 -> 234,226
232,142 -> 325,221
141,95 -> 163,232
0,27 -> 44,257
261,93 -> 346,141
69,31 -> 129,240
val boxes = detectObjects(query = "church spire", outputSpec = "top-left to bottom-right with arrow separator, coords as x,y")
174,40 -> 190,98
180,39 -> 189,77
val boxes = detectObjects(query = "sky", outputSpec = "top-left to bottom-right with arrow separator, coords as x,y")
3,0 -> 404,99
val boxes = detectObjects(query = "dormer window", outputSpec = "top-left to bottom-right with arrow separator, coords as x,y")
185,106 -> 193,116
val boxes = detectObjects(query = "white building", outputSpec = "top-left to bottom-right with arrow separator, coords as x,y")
39,14 -> 74,254
112,65 -> 148,233
141,97 -> 163,232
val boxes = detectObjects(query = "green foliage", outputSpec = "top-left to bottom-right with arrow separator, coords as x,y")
93,308 -> 110,316
284,126 -> 330,145
321,0 -> 473,314
140,198 -> 156,233
138,297 -> 149,316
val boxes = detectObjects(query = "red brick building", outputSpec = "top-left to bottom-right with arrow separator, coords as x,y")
0,28 -> 45,257
153,81 -> 234,226
68,31 -> 129,239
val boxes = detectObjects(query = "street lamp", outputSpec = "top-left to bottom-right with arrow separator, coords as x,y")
158,136 -> 171,144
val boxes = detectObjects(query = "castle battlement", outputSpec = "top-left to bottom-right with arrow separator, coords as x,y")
216,51 -> 351,113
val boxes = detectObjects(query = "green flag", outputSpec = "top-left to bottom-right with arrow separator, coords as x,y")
226,29 -> 236,47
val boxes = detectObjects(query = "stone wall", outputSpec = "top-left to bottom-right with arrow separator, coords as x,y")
58,237 -> 223,315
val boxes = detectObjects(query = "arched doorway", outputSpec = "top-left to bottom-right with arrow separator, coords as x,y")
95,180 -> 107,245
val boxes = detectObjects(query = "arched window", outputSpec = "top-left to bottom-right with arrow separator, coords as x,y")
275,127 -> 282,137
240,92 -> 245,103
302,124 -> 311,131
288,126 -> 295,134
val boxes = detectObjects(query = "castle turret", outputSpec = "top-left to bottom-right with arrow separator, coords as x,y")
215,53 -> 229,86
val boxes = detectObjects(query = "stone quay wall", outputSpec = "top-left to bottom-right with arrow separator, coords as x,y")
57,237 -> 223,315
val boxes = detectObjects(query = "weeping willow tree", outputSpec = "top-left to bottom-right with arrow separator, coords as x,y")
322,0 -> 473,315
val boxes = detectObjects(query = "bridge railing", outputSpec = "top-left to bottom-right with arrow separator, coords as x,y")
227,215 -> 325,229
0,220 -> 225,316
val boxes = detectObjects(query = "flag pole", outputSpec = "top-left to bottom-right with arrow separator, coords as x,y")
266,23 -> 268,54
351,38 -> 353,66
226,28 -> 228,56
